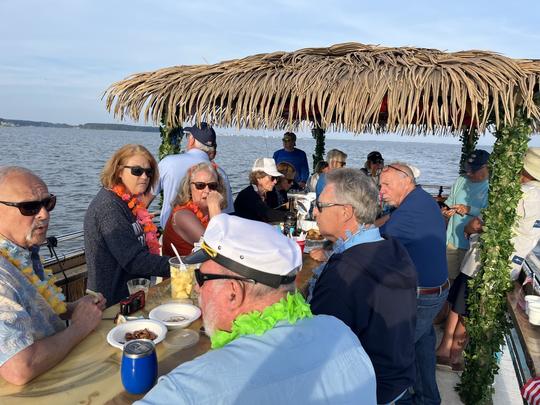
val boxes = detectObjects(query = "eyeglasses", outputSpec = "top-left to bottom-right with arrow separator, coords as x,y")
315,199 -> 346,211
194,269 -> 254,287
383,164 -> 411,178
124,166 -> 153,177
191,182 -> 219,191
0,194 -> 56,216
269,176 -> 279,182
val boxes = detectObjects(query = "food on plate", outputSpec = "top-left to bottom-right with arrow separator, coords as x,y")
125,328 -> 158,341
166,315 -> 187,323
306,229 -> 323,240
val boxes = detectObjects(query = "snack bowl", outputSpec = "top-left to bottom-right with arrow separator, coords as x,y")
107,319 -> 167,350
149,302 -> 201,330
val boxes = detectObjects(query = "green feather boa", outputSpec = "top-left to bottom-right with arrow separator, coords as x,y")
210,292 -> 312,349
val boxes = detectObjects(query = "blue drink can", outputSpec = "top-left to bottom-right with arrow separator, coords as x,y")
121,339 -> 158,394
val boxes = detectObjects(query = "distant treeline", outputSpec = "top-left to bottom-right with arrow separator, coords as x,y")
0,118 -> 158,133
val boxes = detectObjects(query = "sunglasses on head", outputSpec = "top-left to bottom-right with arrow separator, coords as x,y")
383,164 -> 411,178
194,269 -> 254,287
0,194 -> 56,216
191,181 -> 219,191
124,165 -> 153,177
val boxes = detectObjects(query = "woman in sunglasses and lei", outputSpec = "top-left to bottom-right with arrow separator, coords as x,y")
266,162 -> 296,209
233,158 -> 289,223
84,144 -> 170,305
162,162 -> 226,257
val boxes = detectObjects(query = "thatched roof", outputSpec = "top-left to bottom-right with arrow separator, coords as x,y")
104,42 -> 540,135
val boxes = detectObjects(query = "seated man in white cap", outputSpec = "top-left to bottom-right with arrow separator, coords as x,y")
137,214 -> 377,405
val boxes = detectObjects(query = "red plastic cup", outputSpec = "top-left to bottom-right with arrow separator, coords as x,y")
295,239 -> 306,253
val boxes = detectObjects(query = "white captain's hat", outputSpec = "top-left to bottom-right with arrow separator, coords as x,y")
184,214 -> 301,288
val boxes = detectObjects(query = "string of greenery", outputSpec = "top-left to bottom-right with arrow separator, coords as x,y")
311,127 -> 326,169
457,109 -> 531,404
158,120 -> 182,160
458,127 -> 480,175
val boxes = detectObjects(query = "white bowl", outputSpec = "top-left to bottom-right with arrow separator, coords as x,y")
149,303 -> 201,330
106,319 -> 167,350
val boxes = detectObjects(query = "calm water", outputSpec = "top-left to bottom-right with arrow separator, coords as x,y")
0,126 -> 476,254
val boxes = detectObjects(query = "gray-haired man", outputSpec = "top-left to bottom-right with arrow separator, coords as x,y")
137,214 -> 377,405
310,168 -> 417,404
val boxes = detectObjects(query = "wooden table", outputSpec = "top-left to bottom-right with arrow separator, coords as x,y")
0,255 -> 320,405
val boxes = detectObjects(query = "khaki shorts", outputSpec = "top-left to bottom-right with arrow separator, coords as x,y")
446,243 -> 467,282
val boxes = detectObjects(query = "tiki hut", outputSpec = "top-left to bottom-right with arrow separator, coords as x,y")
104,42 -> 540,135
104,42 -> 540,404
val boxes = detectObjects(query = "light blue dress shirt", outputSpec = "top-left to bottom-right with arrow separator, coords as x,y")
136,315 -> 377,405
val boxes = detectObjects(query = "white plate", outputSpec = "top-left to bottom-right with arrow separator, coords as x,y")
106,319 -> 167,349
149,303 -> 201,330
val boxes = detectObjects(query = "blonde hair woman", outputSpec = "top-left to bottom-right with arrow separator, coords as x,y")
84,144 -> 170,304
163,162 -> 226,256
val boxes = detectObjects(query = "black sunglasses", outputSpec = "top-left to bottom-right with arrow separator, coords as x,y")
315,199 -> 346,212
124,165 -> 153,177
194,269 -> 254,287
0,194 -> 56,216
191,182 -> 219,191
285,178 -> 294,184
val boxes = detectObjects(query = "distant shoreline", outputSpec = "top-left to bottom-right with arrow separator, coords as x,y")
0,118 -> 158,133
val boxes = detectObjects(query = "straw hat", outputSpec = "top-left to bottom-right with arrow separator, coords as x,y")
524,147 -> 540,181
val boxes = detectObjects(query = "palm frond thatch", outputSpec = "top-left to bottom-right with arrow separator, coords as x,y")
104,42 -> 540,135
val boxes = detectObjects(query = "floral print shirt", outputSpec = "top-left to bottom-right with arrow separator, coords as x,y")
0,239 -> 65,366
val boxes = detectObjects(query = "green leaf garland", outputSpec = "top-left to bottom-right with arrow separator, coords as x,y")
457,109 -> 531,404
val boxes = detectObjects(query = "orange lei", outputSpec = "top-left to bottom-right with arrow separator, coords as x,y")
111,184 -> 160,254
173,201 -> 209,227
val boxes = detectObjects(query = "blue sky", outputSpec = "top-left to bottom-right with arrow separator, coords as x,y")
1,0 -> 539,143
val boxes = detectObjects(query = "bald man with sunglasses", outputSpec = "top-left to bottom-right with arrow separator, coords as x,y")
0,166 -> 105,385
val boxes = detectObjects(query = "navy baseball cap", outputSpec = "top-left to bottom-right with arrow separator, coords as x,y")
367,151 -> 384,164
467,149 -> 490,172
184,122 -> 216,147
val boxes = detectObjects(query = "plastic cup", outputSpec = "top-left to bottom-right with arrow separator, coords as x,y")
169,257 -> 195,300
294,237 -> 306,253
525,295 -> 540,315
127,278 -> 151,295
